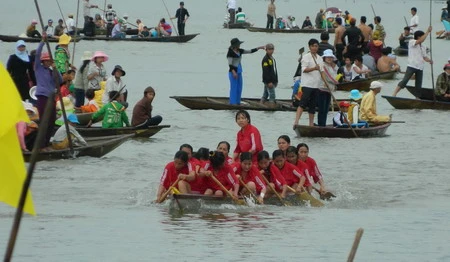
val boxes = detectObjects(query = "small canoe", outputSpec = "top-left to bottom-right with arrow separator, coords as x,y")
0,34 -> 82,43
336,71 -> 397,92
405,86 -> 434,100
23,134 -> 132,162
293,123 -> 391,138
75,125 -> 170,138
382,95 -> 450,110
82,33 -> 199,43
223,22 -> 252,29
246,27 -> 334,34
170,96 -> 342,112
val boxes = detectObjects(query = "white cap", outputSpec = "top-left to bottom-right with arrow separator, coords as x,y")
322,49 -> 336,60
370,81 -> 383,89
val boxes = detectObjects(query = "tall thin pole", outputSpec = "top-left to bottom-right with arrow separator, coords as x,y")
161,0 -> 179,36
71,0 -> 81,65
429,0 -> 436,101
347,228 -> 364,262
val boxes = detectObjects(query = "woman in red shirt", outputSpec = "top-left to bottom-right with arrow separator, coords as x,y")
272,149 -> 307,193
277,135 -> 291,157
296,143 -> 327,194
217,141 -> 233,165
203,151 -> 239,199
285,146 -> 314,193
232,152 -> 267,204
233,110 -> 263,163
178,144 -> 203,194
256,150 -> 288,198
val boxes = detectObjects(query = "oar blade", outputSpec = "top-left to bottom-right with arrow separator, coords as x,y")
297,192 -> 324,207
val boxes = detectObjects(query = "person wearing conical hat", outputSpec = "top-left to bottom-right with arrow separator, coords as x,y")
54,34 -> 75,74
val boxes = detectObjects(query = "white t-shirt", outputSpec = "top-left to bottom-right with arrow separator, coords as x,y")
301,52 -> 323,89
227,0 -> 237,10
102,76 -> 125,105
410,15 -> 419,33
352,64 -> 369,79
65,18 -> 75,32
407,40 -> 427,70
342,65 -> 358,81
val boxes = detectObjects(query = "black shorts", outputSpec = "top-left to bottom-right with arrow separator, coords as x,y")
298,86 -> 318,114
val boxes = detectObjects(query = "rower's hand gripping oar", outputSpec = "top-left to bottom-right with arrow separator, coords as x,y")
259,172 -> 290,206
156,177 -> 180,203
312,186 -> 336,201
208,173 -> 242,204
286,185 -> 324,207
238,177 -> 263,204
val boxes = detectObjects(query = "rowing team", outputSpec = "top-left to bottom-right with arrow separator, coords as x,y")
156,141 -> 328,204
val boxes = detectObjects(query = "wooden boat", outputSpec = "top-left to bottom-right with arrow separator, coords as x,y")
75,112 -> 97,126
223,22 -> 252,29
382,95 -> 450,110
22,134 -> 132,162
293,123 -> 391,138
82,33 -> 199,43
0,34 -> 82,43
246,27 -> 334,34
170,96 -> 342,112
336,71 -> 397,92
76,28 -> 138,35
406,86 -> 434,100
75,125 -> 170,138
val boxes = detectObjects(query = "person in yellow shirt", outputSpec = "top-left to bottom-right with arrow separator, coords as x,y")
360,81 -> 391,123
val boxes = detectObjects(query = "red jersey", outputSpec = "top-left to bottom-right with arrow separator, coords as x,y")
160,161 -> 190,189
60,84 -> 70,97
204,163 -> 238,192
161,23 -> 172,34
234,124 -> 263,162
277,161 -> 304,187
294,160 -> 313,187
225,156 -> 233,165
259,163 -> 287,192
189,158 -> 207,194
303,157 -> 323,184
232,164 -> 266,194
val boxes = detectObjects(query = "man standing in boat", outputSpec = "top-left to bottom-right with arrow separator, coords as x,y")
172,1 -> 190,36
227,0 -> 237,24
83,0 -> 98,25
105,4 -> 117,37
261,43 -> 278,106
266,0 -> 276,29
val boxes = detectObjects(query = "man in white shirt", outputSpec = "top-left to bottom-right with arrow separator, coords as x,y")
102,65 -> 127,105
65,14 -> 76,35
83,0 -> 98,24
44,19 -> 54,37
393,27 -> 433,97
293,38 -> 324,127
410,7 -> 419,33
227,0 -> 237,24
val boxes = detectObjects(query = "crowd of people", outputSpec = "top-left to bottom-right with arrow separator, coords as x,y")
156,109 -> 327,203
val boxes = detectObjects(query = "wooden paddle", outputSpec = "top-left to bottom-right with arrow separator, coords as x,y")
347,228 -> 364,262
238,177 -> 262,204
286,186 -> 324,207
259,173 -> 289,206
156,177 -> 180,203
208,173 -> 243,204
312,186 -> 336,200
368,120 -> 405,124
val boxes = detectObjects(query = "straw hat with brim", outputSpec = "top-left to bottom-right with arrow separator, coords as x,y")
67,114 -> 80,124
81,51 -> 92,61
59,34 -> 71,45
348,89 -> 363,100
230,38 -> 244,48
91,51 -> 109,62
29,86 -> 37,100
111,65 -> 126,76
322,49 -> 336,60
57,97 -> 74,111
370,81 -> 383,89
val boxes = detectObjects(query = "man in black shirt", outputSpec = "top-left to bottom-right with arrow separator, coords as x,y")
341,18 -> 364,60
172,1 -> 190,35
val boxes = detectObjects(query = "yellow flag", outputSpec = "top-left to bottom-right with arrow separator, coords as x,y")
0,63 -> 36,216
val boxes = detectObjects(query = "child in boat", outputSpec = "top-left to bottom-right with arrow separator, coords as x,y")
277,135 -> 291,157
216,141 -> 233,165
156,150 -> 194,202
233,110 -> 263,163
285,146 -> 315,193
51,114 -> 87,150
79,89 -> 99,113
257,151 -> 288,198
348,90 -> 369,128
334,101 -> 368,128
232,152 -> 267,204
272,149 -> 307,192
89,91 -> 130,128
203,151 -> 239,199
296,143 -> 326,194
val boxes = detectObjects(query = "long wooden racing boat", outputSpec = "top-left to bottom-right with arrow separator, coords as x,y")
293,123 -> 391,138
336,71 -> 397,92
75,125 -> 170,138
382,95 -> 450,110
246,27 -> 334,33
82,33 -> 199,42
223,22 -> 252,29
0,34 -> 82,43
405,86 -> 434,100
22,134 -> 132,162
170,96 -> 342,112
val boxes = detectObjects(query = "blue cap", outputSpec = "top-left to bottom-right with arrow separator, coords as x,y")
67,114 -> 80,124
348,89 -> 363,100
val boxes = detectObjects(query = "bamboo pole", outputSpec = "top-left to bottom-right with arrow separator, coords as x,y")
161,0 -> 179,36
429,0 -> 436,101
347,228 -> 364,262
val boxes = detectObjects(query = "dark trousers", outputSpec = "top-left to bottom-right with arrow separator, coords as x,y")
106,23 -> 114,37
228,9 -> 236,23
135,115 -> 163,128
346,45 -> 362,61
27,30 -> 42,38
317,91 -> 331,126
74,88 -> 85,107
398,66 -> 424,97
266,14 -> 274,29
36,95 -> 56,148
177,23 -> 185,35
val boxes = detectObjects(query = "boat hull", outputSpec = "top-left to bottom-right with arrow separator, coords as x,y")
382,95 -> 450,110
246,27 -> 334,33
336,71 -> 397,92
293,123 -> 391,138
82,33 -> 199,42
223,22 -> 252,29
75,125 -> 170,138
0,34 -> 81,43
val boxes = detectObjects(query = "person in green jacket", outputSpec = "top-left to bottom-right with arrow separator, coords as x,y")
88,91 -> 130,128
54,34 -> 76,74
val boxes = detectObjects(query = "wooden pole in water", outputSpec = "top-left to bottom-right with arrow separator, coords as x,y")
71,0 -> 81,65
347,228 -> 364,262
161,0 -> 179,36
429,0 -> 436,101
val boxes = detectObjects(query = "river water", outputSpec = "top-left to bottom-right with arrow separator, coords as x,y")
1,0 -> 450,261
